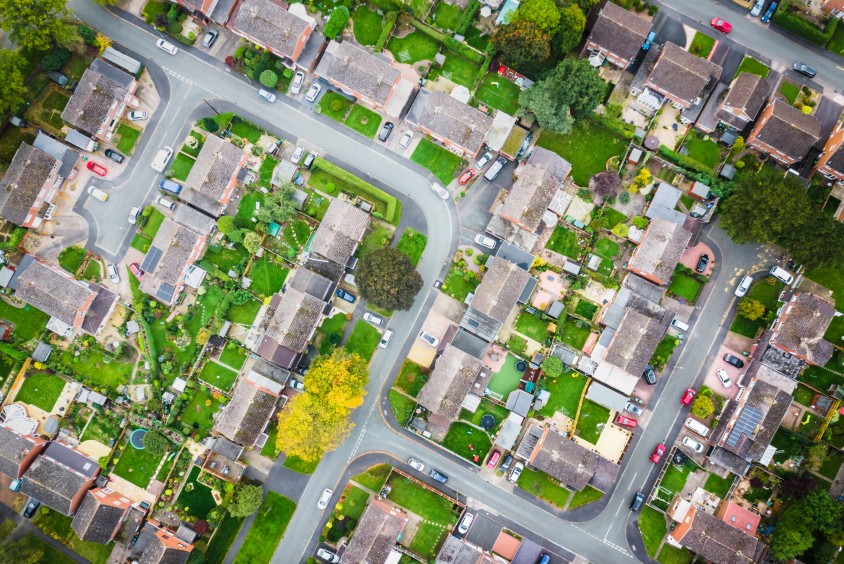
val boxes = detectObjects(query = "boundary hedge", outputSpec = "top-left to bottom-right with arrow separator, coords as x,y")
772,0 -> 839,46
375,11 -> 398,52
657,145 -> 716,177
312,158 -> 400,225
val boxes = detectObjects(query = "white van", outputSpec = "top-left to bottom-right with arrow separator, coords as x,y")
770,266 -> 794,285
671,318 -> 689,332
483,157 -> 506,181
685,417 -> 710,438
151,146 -> 173,172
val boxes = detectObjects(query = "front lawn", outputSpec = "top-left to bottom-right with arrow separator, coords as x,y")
316,312 -> 348,355
560,316 -> 592,350
233,492 -> 297,564
639,506 -> 668,558
516,310 -> 550,342
568,485 -> 603,509
15,372 -> 65,412
441,421 -> 492,464
703,473 -> 734,498
474,72 -> 522,115
386,474 -> 459,529
734,56 -> 770,79
115,123 -> 141,154
389,389 -> 417,425
345,104 -> 382,139
669,272 -> 703,304
175,466 -> 217,518
140,207 -> 166,239
396,227 -> 427,266
205,513 -> 245,564
0,299 -> 48,342
354,464 -> 392,492
729,278 -> 784,338
395,361 -> 428,397
575,399 -> 610,444
660,464 -> 692,496
689,31 -> 715,58
219,343 -> 248,370
545,226 -> 581,258
58,245 -> 86,274
112,437 -> 163,488
387,30 -> 441,64
537,120 -> 627,187
657,545 -> 694,564
345,321 -> 381,362
353,5 -> 383,46
517,468 -> 571,508
230,117 -> 263,143
682,133 -> 721,169
411,138 -> 463,184
316,90 -> 352,121
650,335 -> 680,370
179,385 -> 222,435
249,256 -> 289,298
538,370 -> 587,417
441,262 -> 481,301
198,361 -> 239,392
360,224 -> 394,258
170,152 -> 196,182
284,455 -> 320,474
779,80 -> 800,105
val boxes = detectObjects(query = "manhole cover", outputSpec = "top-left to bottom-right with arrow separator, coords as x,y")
480,414 -> 496,430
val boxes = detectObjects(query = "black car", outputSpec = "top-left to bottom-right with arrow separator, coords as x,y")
429,469 -> 448,484
630,491 -> 645,511
22,499 -> 40,518
793,61 -> 817,78
303,152 -> 316,170
378,121 -> 394,142
642,365 -> 656,385
500,454 -> 513,472
695,253 -> 709,273
723,353 -> 745,368
105,149 -> 125,163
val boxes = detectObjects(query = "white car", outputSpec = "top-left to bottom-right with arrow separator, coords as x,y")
156,196 -> 176,210
379,329 -> 393,349
128,206 -> 141,224
87,186 -> 108,201
476,151 -> 493,169
625,402 -> 643,416
291,71 -> 305,95
474,234 -> 496,249
407,457 -> 425,472
716,368 -> 733,388
316,548 -> 339,563
317,488 -> 333,509
151,146 -> 174,172
750,0 -> 765,16
305,83 -> 321,102
430,183 -> 449,200
156,38 -> 178,55
509,462 -> 524,483
128,110 -> 148,121
107,263 -> 120,284
258,88 -> 277,103
289,379 -> 305,391
399,131 -> 413,149
458,512 -> 475,534
419,331 -> 439,347
682,436 -> 704,453
735,275 -> 753,297
291,146 -> 305,164
770,266 -> 794,285
363,312 -> 383,326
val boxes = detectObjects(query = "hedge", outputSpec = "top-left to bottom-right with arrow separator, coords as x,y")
443,37 -> 485,64
410,18 -> 448,42
456,0 -> 480,35
312,158 -> 399,224
772,0 -> 838,46
589,113 -> 635,140
375,11 -> 398,52
324,6 -> 351,39
657,145 -> 717,177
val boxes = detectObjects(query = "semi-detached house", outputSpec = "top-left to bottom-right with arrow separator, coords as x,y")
0,143 -> 65,229
583,2 -> 652,69
746,98 -> 821,166
315,40 -> 402,112
229,0 -> 315,66
61,59 -> 138,142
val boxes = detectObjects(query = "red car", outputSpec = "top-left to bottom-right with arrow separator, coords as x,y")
615,415 -> 638,429
487,450 -> 501,469
87,162 -> 108,176
650,443 -> 666,463
710,18 -> 732,33
681,388 -> 696,405
129,263 -> 144,280
458,168 -> 476,185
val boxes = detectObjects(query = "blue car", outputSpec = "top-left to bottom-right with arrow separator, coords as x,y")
642,31 -> 656,51
762,1 -> 777,23
335,288 -> 356,303
159,178 -> 182,194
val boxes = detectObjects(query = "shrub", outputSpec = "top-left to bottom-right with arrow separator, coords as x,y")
167,21 -> 183,35
619,192 -> 630,204
199,116 -> 220,132
691,395 -> 714,419
541,357 -> 563,378
612,224 -> 629,238
735,160 -> 746,169
234,46 -> 246,59
259,69 -> 279,88
324,6 -> 351,39
43,47 -> 70,72
457,0 -> 480,34
375,12 -> 398,52
78,25 -> 96,45
658,145 -> 716,177
631,216 -> 648,229
283,67 -> 293,79
167,5 -> 181,20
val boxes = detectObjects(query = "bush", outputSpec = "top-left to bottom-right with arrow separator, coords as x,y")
631,216 -> 648,229
375,11 -> 398,52
691,395 -> 715,419
234,46 -> 246,59
735,160 -> 746,169
612,224 -> 629,238
324,6 -> 351,39
78,25 -> 96,45
541,357 -> 563,378
167,4 -> 181,20
43,47 -> 70,72
772,0 -> 838,46
259,69 -> 279,88
657,145 -> 716,177
167,21 -> 183,35
282,67 -> 293,79
457,0 -> 480,34
199,116 -> 220,132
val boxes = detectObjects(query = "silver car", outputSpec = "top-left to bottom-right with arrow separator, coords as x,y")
476,151 -> 493,169
407,457 -> 425,472
305,83 -> 321,102
291,71 -> 305,95
625,402 -> 643,416
258,88 -> 277,103
363,312 -> 383,326
735,275 -> 753,297
316,548 -> 339,563
750,0 -> 765,16
291,146 -> 305,164
317,488 -> 333,509
107,263 -> 120,284
682,436 -> 704,453
128,110 -> 147,121
430,183 -> 449,200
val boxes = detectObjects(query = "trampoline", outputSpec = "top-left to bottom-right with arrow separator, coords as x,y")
129,428 -> 147,449
515,360 -> 527,373
480,414 -> 496,431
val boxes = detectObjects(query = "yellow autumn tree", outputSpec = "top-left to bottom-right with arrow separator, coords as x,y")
96,33 -> 111,55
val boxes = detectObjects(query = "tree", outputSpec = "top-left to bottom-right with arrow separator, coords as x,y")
227,228 -> 245,245
255,183 -> 296,225
243,231 -> 263,254
690,395 -> 714,419
737,298 -> 765,321
770,525 -> 814,561
228,484 -> 264,517
357,247 -> 423,311
0,0 -> 71,52
42,46 -> 69,71
0,50 -> 28,120
770,489 -> 843,560
493,20 -> 551,70
589,172 -> 620,203
519,58 -> 605,133
259,69 -> 279,88
804,443 -> 827,472
96,32 -> 112,55
553,4 -> 586,54
4,538 -> 45,564
200,116 -> 220,133
142,430 -> 171,456
511,0 -> 561,34
576,0 -> 600,10
541,356 -> 563,378
629,168 -> 651,193
732,135 -> 745,152
323,6 -> 350,39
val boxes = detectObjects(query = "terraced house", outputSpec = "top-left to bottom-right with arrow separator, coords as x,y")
20,441 -> 100,516
139,218 -> 209,305
61,59 -> 139,141
229,0 -> 316,66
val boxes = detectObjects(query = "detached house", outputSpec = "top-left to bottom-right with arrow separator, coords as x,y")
583,2 -> 652,69
746,98 -> 821,166
230,0 -> 315,66
0,425 -> 47,479
417,90 -> 495,158
417,344 -> 489,430
340,499 -> 407,564
498,147 -> 571,234
0,143 -> 65,229
315,41 -> 402,112
21,442 -> 100,516
716,72 -> 769,132
667,498 -> 764,564
305,198 -> 369,280
182,135 -> 247,217
61,59 -> 138,141
634,42 -> 722,111
627,217 -> 692,285
71,488 -> 135,544
813,121 -> 844,182
214,369 -> 283,448
769,292 -> 836,366
139,218 -> 208,305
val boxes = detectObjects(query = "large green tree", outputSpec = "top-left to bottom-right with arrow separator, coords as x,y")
357,246 -> 423,311
553,4 -> 586,54
519,58 -> 606,133
511,0 -> 561,34
255,183 -> 296,225
0,0 -> 71,52
770,489 -> 843,560
0,49 -> 28,120
492,19 -> 551,70
228,484 -> 264,518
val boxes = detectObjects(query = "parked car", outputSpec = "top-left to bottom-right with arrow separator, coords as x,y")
716,368 -> 733,388
291,146 -> 305,164
156,38 -> 178,55
483,157 -> 506,181
399,131 -> 413,149
723,353 -> 745,368
458,512 -> 475,534
336,288 -> 356,303
625,402 -> 643,416
476,151 -> 493,169
258,88 -> 277,103
793,61 -> 817,78
379,329 -> 393,349
407,457 -> 425,472
303,152 -> 316,170
615,415 -> 638,429
642,31 -> 656,50
429,469 -> 448,484
419,331 -> 439,347
363,312 -> 383,326
151,146 -> 173,172
128,110 -> 148,121
695,253 -> 709,273
458,168 -> 476,185
316,548 -> 340,563
128,206 -> 141,224
129,263 -> 144,280
87,186 -> 108,201
474,234 -> 496,249
650,443 -> 666,463
291,71 -> 305,95
500,454 -> 513,472
509,462 -> 524,483
107,263 -> 120,284
682,436 -> 705,453
537,555 -> 550,564
105,149 -> 124,163
22,499 -> 40,519
769,265 -> 794,284
201,29 -> 218,48
305,83 -> 321,102
630,491 -> 645,511
289,379 -> 305,391
710,17 -> 732,33
751,0 -> 765,17
317,488 -> 333,509
735,275 -> 753,297
642,365 -> 656,385
378,121 -> 394,142
487,450 -> 501,469
156,196 -> 176,210
159,179 -> 183,194
685,417 -> 711,438
671,318 -> 690,332
87,162 -> 108,176
681,388 -> 696,405
761,1 -> 777,23
430,183 -> 449,200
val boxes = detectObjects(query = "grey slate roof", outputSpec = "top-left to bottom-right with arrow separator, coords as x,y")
646,42 -> 722,103
339,499 -> 405,564
210,436 -> 243,460
231,0 -> 311,59
605,308 -> 671,376
629,218 -> 692,283
173,204 -> 217,235
0,143 -> 59,227
21,442 -> 99,516
71,489 -> 130,544
215,379 -> 279,446
81,282 -> 117,335
61,63 -> 133,135
436,535 -> 484,564
0,426 -> 42,479
586,2 -> 652,64
315,41 -> 401,107
32,132 -> 79,179
139,219 -> 204,302
822,142 -> 844,175
500,164 -> 564,232
531,428 -> 618,491
184,135 -> 243,203
466,256 -> 533,323
417,345 -> 485,424
771,292 -> 835,365
526,147 -> 571,182
419,90 -> 494,154
717,72 -> 768,128
287,267 -> 334,300
677,507 -> 764,564
139,528 -> 192,564
753,99 -> 821,162
723,379 -> 790,462
15,259 -> 96,327
262,287 -> 324,352
309,198 -> 369,266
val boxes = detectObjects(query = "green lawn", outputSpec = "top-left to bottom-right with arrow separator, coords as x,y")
537,120 -> 627,187
704,473 -> 734,498
574,299 -> 599,320
517,468 -> 571,508
387,30 -> 441,64
235,191 -> 266,228
180,385 -> 223,435
315,90 -> 352,121
205,513 -> 245,564
460,398 -> 509,432
205,243 -> 250,272
198,361 -> 239,392
431,53 -> 481,88
441,263 -> 480,301
411,138 -> 463,184
487,354 -> 523,397
233,492 -> 297,564
283,219 -> 312,251
249,256 -> 289,298
650,335 -> 680,370
474,72 -> 522,115
568,485 -> 603,509
689,31 -> 715,58
345,321 -> 381,362
683,133 -> 721,169
258,155 -> 278,189
8,534 -> 76,564
819,448 -> 844,480
316,312 -> 348,355
228,297 -> 262,325
560,316 -> 592,350
516,311 -> 551,342
386,474 -> 459,524
0,300 -> 48,341
112,436 -> 163,488
396,227 -> 427,266
170,152 -> 196,182
58,347 -> 133,389
230,117 -> 263,143
79,410 -> 122,446
58,245 -> 86,274
353,463 -> 392,492
176,466 -> 218,518
353,5 -> 383,45
182,130 -> 205,158
345,104 -> 382,139
140,207 -> 166,239
545,226 -> 581,258
657,545 -> 694,564
734,56 -> 770,79
360,224 -> 394,258
660,463 -> 692,496
465,26 -> 491,51
829,24 -> 844,55
219,343 -> 248,370
807,266 -> 844,344
33,506 -> 113,564
115,123 -> 141,154
395,360 -> 428,397
801,350 -> 844,390
669,272 -> 703,304
433,1 -> 463,30
593,237 -> 619,259
81,259 -> 102,281
389,389 -> 417,425
779,80 -> 800,105
15,372 -> 65,412
793,383 -> 816,407
639,506 -> 668,558
575,399 -> 610,444
283,455 -> 320,474
539,371 -> 587,417
729,278 -> 784,338
442,421 -> 492,465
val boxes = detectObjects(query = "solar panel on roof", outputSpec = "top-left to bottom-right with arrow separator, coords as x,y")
726,405 -> 763,448
141,246 -> 164,273
157,283 -> 175,304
